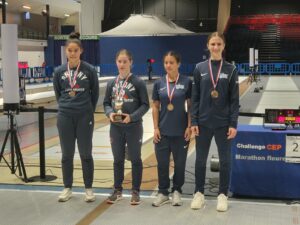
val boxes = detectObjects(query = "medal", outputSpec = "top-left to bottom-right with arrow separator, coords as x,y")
211,90 -> 219,98
166,74 -> 179,111
208,59 -> 223,99
67,61 -> 81,97
69,90 -> 76,97
167,103 -> 174,111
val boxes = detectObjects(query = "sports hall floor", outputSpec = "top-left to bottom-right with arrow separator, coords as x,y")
0,75 -> 300,225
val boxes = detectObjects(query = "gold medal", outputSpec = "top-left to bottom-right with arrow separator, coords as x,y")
211,90 -> 219,98
167,103 -> 174,111
69,91 -> 76,97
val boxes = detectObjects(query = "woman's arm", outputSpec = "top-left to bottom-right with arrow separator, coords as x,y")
128,79 -> 150,122
152,100 -> 161,143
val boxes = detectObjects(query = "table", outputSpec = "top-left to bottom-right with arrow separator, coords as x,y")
230,125 -> 300,199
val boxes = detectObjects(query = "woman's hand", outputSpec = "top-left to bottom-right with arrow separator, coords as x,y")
227,127 -> 237,139
184,127 -> 191,141
191,125 -> 199,136
109,113 -> 116,122
122,114 -> 131,124
153,128 -> 161,143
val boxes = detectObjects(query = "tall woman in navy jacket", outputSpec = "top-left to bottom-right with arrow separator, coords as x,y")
190,32 -> 239,212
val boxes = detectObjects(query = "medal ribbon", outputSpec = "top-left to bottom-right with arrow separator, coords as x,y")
166,74 -> 179,104
208,59 -> 223,90
115,74 -> 131,99
67,61 -> 81,89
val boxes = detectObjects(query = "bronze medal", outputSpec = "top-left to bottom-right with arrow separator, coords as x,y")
211,90 -> 219,98
208,59 -> 223,99
69,90 -> 76,97
166,74 -> 179,113
167,103 -> 174,111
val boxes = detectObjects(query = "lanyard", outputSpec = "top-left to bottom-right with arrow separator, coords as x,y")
67,61 -> 81,88
208,59 -> 223,90
166,74 -> 179,103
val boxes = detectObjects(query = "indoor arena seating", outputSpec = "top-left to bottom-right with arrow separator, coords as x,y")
225,14 -> 300,64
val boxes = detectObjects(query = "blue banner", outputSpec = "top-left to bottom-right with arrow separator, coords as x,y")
230,125 -> 300,199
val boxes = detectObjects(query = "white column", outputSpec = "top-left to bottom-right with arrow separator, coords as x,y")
1,24 -> 20,108
217,0 -> 231,33
80,0 -> 105,34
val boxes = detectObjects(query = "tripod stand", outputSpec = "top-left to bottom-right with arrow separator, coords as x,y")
0,111 -> 28,182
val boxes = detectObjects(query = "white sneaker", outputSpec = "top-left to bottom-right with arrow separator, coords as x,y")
58,188 -> 72,202
190,192 -> 205,210
85,188 -> 96,202
152,193 -> 170,207
216,194 -> 228,212
172,191 -> 183,206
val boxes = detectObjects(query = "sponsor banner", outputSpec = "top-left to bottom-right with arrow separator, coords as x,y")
230,125 -> 300,199
53,35 -> 100,40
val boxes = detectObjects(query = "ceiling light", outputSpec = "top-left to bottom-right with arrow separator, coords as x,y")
0,1 -> 8,5
22,5 -> 31,10
64,14 -> 70,17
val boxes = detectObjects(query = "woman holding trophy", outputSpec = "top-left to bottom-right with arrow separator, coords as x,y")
103,49 -> 150,205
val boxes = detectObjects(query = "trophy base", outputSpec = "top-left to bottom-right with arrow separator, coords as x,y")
113,114 -> 126,122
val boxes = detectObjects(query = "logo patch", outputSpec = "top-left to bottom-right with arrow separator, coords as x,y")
176,84 -> 184,89
219,73 -> 228,79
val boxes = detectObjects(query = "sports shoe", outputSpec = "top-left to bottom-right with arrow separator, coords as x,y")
130,190 -> 141,205
152,193 -> 170,207
172,190 -> 183,206
106,189 -> 122,204
85,188 -> 96,202
58,188 -> 72,202
216,194 -> 228,212
190,192 -> 205,209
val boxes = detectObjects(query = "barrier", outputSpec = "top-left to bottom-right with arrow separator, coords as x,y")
291,63 -> 300,75
236,63 -> 299,75
265,63 -> 291,75
238,63 -> 265,75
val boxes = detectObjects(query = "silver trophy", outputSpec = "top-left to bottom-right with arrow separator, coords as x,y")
113,97 -> 125,122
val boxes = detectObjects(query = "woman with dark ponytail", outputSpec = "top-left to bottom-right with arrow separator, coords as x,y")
53,32 -> 99,202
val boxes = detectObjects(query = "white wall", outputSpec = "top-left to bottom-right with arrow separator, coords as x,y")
59,12 -> 80,32
18,51 -> 44,67
80,0 -> 104,34
0,50 -> 44,70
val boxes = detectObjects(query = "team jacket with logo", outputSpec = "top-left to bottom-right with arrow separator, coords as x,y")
191,60 -> 239,129
152,75 -> 192,136
53,61 -> 99,114
103,75 -> 149,126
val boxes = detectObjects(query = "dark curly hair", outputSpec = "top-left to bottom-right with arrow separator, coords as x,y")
65,32 -> 82,49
